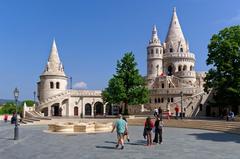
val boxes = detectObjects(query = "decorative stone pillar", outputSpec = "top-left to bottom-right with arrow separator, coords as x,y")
48,106 -> 52,117
91,104 -> 94,117
103,104 -> 106,116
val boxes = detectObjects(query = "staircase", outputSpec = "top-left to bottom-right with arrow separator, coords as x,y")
21,110 -> 51,124
128,118 -> 240,135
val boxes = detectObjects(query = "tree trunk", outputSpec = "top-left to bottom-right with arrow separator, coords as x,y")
124,101 -> 128,115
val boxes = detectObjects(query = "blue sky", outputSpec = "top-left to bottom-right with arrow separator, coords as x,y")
0,0 -> 239,100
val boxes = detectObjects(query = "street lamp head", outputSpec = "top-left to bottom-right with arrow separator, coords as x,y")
14,87 -> 19,101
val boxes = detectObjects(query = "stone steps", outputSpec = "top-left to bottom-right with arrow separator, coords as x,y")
128,118 -> 240,135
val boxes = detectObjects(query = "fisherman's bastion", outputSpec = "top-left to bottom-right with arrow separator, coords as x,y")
34,8 -> 209,118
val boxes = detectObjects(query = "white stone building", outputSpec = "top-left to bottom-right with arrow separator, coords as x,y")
37,8 -> 208,117
36,40 -> 111,117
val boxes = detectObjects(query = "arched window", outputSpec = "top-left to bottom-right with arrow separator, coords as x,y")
178,65 -> 182,71
50,82 -> 54,89
170,48 -> 173,52
171,98 -> 174,102
161,98 -> 164,103
155,98 -> 157,103
190,65 -> 193,71
156,48 -> 159,54
169,83 -> 171,88
161,83 -> 164,88
158,98 -> 160,103
168,65 -> 173,76
151,49 -> 153,54
56,82 -> 60,89
180,48 -> 183,52
183,65 -> 187,71
168,98 -> 170,102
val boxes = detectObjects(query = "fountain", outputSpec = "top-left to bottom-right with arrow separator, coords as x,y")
47,121 -> 113,134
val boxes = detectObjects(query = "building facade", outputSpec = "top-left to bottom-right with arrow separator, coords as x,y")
145,7 -> 208,117
37,40 -> 112,117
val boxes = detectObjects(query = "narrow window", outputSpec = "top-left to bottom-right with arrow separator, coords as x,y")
171,98 -> 174,102
170,48 -> 173,52
158,98 -> 160,103
155,98 -> 157,103
180,48 -> 183,52
169,83 -> 171,88
151,49 -> 153,54
149,98 -> 151,103
161,98 -> 164,103
168,98 -> 170,102
156,48 -> 159,54
161,83 -> 164,88
50,82 -> 54,89
56,82 -> 60,89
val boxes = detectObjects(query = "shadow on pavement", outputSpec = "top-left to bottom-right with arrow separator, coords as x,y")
188,132 -> 240,143
0,137 -> 14,140
96,145 -> 116,149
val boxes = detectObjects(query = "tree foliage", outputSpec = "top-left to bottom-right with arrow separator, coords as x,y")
102,52 -> 149,114
204,25 -> 240,111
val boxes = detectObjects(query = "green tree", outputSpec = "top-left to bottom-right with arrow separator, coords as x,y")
204,25 -> 240,114
102,52 -> 149,115
0,102 -> 17,115
21,100 -> 35,107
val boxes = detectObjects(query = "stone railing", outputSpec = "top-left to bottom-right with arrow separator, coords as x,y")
70,90 -> 102,97
163,52 -> 195,60
174,71 -> 196,78
150,88 -> 198,95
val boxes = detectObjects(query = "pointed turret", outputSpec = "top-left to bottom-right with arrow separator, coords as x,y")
42,39 -> 66,76
165,7 -> 185,43
149,25 -> 161,45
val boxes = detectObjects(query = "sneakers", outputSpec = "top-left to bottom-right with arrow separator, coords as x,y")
121,146 -> 124,150
115,144 -> 119,148
127,138 -> 130,142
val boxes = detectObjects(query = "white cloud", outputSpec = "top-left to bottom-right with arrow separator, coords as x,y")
73,81 -> 87,89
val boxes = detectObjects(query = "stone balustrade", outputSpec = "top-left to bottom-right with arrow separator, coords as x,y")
174,71 -> 196,78
163,52 -> 195,60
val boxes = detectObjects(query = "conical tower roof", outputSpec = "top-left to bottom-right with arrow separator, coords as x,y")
41,39 -> 66,76
165,7 -> 185,43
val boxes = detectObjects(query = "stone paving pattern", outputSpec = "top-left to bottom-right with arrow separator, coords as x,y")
0,121 -> 240,159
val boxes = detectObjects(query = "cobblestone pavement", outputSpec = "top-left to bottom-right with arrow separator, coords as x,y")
0,121 -> 240,159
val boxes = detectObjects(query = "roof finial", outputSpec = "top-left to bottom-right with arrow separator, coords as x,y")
173,7 -> 176,13
149,25 -> 160,44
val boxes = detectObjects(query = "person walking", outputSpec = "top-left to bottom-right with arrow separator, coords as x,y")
111,114 -> 127,150
158,107 -> 163,120
175,105 -> 179,119
154,115 -> 164,144
4,114 -> 8,122
144,116 -> 154,146
122,117 -> 130,142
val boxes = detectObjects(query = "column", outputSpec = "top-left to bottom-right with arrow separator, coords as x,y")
91,104 -> 94,117
48,106 -> 51,117
103,104 -> 106,116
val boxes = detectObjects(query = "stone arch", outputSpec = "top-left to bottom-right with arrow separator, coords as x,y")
74,106 -> 78,116
105,103 -> 112,115
41,107 -> 48,116
51,103 -> 60,116
190,65 -> 193,71
183,65 -> 187,71
94,102 -> 104,116
178,65 -> 182,71
85,103 -> 91,116
167,65 -> 173,76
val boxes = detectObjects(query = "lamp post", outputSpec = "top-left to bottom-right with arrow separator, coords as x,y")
180,91 -> 183,120
13,87 -> 19,140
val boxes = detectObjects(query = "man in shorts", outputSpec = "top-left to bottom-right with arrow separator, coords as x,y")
111,114 -> 127,150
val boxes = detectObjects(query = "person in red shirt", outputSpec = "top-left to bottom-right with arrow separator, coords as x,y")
175,105 -> 179,119
144,116 -> 154,146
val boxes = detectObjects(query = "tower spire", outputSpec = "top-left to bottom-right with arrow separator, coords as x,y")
165,7 -> 185,43
42,39 -> 66,76
149,25 -> 161,45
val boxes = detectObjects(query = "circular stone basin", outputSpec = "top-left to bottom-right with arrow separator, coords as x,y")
48,122 -> 113,134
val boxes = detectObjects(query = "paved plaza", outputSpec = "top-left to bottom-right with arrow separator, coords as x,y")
0,121 -> 240,159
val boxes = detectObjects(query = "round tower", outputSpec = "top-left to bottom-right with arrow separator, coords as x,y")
163,7 -> 196,83
147,25 -> 164,87
37,40 -> 68,103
